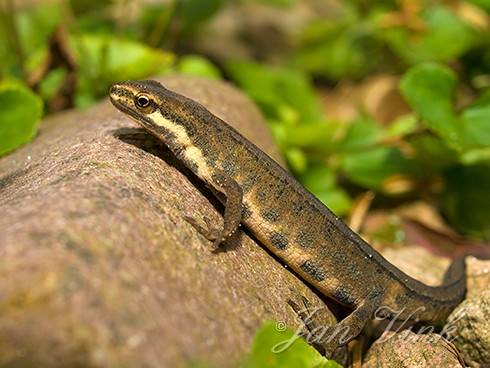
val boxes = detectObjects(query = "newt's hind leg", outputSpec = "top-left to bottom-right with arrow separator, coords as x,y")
290,289 -> 384,357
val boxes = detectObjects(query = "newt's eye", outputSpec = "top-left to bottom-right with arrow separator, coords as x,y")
135,94 -> 151,108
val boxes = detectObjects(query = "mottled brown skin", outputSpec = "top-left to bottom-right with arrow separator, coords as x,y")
109,80 -> 466,356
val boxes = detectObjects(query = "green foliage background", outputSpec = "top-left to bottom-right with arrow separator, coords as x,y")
1,1 -> 490,365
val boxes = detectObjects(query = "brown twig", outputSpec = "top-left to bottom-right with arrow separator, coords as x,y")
348,191 -> 375,233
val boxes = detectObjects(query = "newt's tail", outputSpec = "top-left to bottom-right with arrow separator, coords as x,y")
391,256 -> 466,324
419,256 -> 466,323
443,256 -> 466,286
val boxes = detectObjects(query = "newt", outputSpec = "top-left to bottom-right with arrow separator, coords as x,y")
109,80 -> 466,356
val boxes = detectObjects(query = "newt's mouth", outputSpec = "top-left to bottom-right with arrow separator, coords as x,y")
110,95 -> 133,116
109,86 -> 137,118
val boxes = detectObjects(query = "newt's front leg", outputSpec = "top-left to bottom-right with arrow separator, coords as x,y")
186,172 -> 243,248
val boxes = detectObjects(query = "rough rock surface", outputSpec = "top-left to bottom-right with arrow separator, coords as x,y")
0,76 -> 337,367
465,256 -> 490,298
446,258 -> 490,368
362,330 -> 465,368
364,257 -> 490,368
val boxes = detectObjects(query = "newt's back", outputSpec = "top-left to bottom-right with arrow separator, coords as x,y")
202,107 -> 466,323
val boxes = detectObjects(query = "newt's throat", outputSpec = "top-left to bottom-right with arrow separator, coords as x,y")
145,110 -> 212,181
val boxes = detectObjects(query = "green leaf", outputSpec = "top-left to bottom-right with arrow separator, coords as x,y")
460,100 -> 490,148
225,61 -> 324,123
71,34 -> 174,107
253,0 -> 297,6
176,55 -> 222,80
339,116 -> 385,152
176,0 -> 224,30
300,164 -> 337,192
401,64 -> 457,122
0,3 -> 62,78
443,164 -> 490,239
0,81 -> 43,156
401,63 -> 490,152
69,0 -> 112,15
293,19 -> 376,80
285,148 -> 308,173
75,17 -> 119,36
314,188 -> 352,216
460,147 -> 490,165
380,6 -> 477,64
75,34 -> 174,79
38,68 -> 67,101
410,134 -> 459,172
282,122 -> 339,150
340,146 -> 413,190
468,0 -> 490,11
17,3 -> 62,54
401,63 -> 458,135
0,16 -> 19,78
386,115 -> 418,137
241,322 -> 342,368
400,63 -> 463,148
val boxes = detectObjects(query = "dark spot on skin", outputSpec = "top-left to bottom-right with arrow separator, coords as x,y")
184,122 -> 198,138
323,226 -> 337,242
203,148 -> 218,167
324,226 -> 332,238
292,202 -> 304,215
300,260 -> 326,282
270,231 -> 288,250
368,288 -> 383,301
317,245 -> 329,261
273,179 -> 288,199
256,190 -> 267,202
328,247 -> 346,264
334,287 -> 356,306
296,231 -> 314,248
326,247 -> 365,281
204,156 -> 217,168
395,292 -> 409,306
222,160 -> 237,177
168,111 -> 188,129
261,208 -> 280,222
240,174 -> 258,193
242,203 -> 252,219
192,133 -> 210,149
356,305 -> 372,321
161,129 -> 177,142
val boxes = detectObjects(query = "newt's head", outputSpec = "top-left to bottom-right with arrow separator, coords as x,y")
110,79 -> 205,138
110,80 -> 217,179
110,80 -> 179,122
